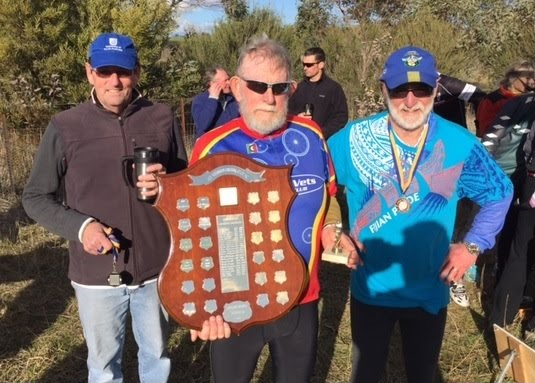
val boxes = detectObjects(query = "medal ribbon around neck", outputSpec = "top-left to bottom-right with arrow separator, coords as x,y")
388,123 -> 429,195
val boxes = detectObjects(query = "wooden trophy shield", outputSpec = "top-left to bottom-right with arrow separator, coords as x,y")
155,152 -> 307,334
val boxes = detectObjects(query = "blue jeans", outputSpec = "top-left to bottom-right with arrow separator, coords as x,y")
72,280 -> 170,383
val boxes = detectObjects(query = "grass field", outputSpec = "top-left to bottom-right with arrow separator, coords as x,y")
1,221 -> 533,383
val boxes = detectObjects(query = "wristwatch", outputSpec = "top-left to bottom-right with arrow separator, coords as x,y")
462,241 -> 481,257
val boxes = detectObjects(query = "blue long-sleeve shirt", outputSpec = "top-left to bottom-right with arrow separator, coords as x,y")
328,111 -> 513,313
191,91 -> 240,139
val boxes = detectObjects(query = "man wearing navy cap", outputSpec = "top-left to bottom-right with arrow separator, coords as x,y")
327,46 -> 513,382
22,32 -> 188,382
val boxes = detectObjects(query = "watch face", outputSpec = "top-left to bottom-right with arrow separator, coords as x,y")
464,242 -> 480,255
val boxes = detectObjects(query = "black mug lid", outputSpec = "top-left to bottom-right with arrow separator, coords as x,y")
134,146 -> 159,161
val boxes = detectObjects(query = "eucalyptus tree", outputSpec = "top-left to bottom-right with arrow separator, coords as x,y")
177,8 -> 296,77
295,0 -> 334,46
327,0 -> 535,86
0,0 -> 183,131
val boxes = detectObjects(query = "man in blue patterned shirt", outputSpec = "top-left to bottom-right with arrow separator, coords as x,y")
328,46 -> 513,383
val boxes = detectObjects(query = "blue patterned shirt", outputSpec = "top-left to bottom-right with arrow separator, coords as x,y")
328,111 -> 513,313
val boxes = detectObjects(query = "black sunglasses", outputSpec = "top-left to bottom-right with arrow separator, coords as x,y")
92,67 -> 134,79
242,79 -> 291,95
302,62 -> 319,68
387,84 -> 434,99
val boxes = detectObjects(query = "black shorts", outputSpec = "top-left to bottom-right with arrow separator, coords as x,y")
210,300 -> 319,383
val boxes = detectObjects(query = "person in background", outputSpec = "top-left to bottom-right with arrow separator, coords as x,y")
289,47 -> 351,227
328,46 -> 513,383
434,73 -> 486,129
192,65 -> 240,139
476,60 -> 534,138
479,63 -> 535,286
174,36 -> 359,383
487,92 -> 535,339
22,32 -> 188,383
289,47 -> 348,140
433,74 -> 487,308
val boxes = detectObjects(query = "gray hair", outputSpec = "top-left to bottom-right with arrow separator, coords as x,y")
501,60 -> 535,88
203,65 -> 227,88
236,35 -> 291,79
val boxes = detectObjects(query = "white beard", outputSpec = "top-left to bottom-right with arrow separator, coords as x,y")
386,96 -> 433,132
240,101 -> 288,135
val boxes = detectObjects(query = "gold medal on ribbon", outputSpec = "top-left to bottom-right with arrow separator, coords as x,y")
389,123 -> 428,213
395,197 -> 411,213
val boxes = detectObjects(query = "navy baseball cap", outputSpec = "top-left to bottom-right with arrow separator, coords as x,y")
380,46 -> 439,89
88,33 -> 138,70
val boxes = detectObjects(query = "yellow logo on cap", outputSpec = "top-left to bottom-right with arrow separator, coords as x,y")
407,71 -> 421,82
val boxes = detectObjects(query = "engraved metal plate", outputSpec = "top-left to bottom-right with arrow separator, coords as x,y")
248,192 -> 260,205
203,278 -> 216,292
199,237 -> 213,250
204,299 -> 217,314
200,256 -> 215,271
276,291 -> 289,305
179,238 -> 193,252
255,272 -> 268,286
271,229 -> 282,243
257,294 -> 269,308
268,210 -> 281,223
183,302 -> 196,316
249,212 -> 262,225
197,196 -> 210,210
218,214 -> 250,293
181,280 -> 195,295
272,249 -> 284,263
180,259 -> 194,273
223,301 -> 253,323
199,217 -> 212,230
274,270 -> 287,284
267,191 -> 280,203
176,198 -> 190,212
252,251 -> 265,265
156,152 -> 306,334
251,231 -> 263,245
178,219 -> 192,232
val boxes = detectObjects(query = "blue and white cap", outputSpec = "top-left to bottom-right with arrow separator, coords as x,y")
88,33 -> 138,70
380,46 -> 439,89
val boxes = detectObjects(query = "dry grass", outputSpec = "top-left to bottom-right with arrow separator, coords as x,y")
2,223 -> 534,383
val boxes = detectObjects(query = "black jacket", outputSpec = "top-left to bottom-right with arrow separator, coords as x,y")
22,91 -> 188,285
481,92 -> 534,176
433,74 -> 486,129
289,74 -> 348,139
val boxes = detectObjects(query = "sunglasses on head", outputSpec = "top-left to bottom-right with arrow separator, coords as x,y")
92,67 -> 134,79
515,70 -> 535,79
302,62 -> 319,68
387,84 -> 434,99
242,79 -> 291,95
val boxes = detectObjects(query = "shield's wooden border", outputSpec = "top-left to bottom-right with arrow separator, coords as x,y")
155,152 -> 307,334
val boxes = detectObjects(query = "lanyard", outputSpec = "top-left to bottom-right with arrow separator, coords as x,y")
104,227 -> 121,272
388,123 -> 428,195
